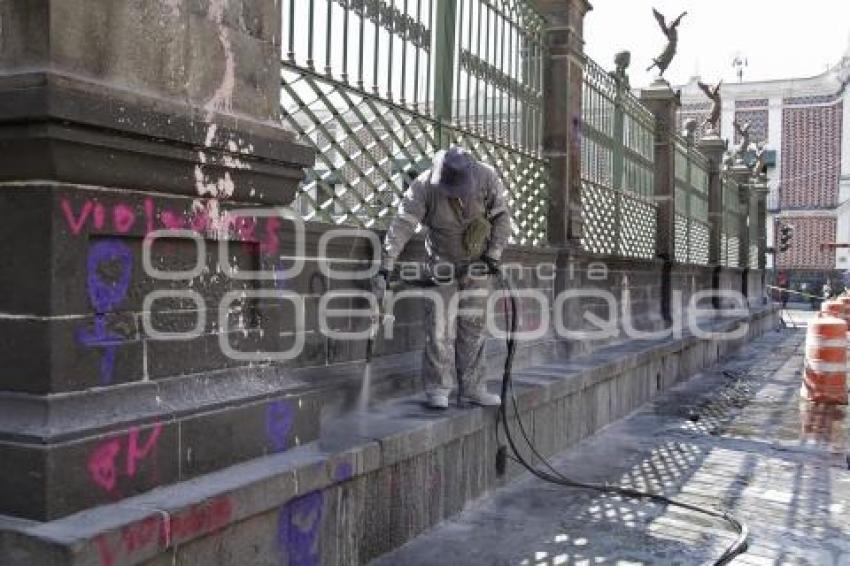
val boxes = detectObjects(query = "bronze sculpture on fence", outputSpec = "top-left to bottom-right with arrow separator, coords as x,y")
610,51 -> 631,88
733,120 -> 753,161
697,80 -> 722,135
647,9 -> 687,77
752,142 -> 769,180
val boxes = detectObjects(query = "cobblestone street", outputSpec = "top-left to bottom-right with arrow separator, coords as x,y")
375,321 -> 850,565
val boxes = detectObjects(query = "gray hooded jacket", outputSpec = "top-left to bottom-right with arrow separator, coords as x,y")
381,153 -> 512,270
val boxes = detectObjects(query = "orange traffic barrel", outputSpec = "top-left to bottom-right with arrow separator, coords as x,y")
821,300 -> 845,319
799,401 -> 845,447
802,313 -> 848,405
838,296 -> 850,324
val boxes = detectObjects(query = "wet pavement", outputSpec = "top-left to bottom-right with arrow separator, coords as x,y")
372,317 -> 850,565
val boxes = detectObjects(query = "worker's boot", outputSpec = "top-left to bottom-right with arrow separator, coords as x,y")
460,386 -> 502,407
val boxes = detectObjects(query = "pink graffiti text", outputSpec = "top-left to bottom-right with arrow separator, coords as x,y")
87,423 -> 164,494
94,496 -> 233,566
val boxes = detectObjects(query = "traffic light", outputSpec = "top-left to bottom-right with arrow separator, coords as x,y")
777,223 -> 794,253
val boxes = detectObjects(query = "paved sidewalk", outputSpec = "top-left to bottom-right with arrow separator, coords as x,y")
373,327 -> 850,565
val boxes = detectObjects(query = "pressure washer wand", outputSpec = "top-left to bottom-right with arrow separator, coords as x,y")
359,284 -> 396,412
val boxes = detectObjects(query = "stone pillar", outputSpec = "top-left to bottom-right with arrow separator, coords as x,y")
640,80 -> 680,322
0,0 -> 313,521
697,135 -> 726,307
751,180 -> 768,269
730,163 -> 753,298
534,0 -> 592,247
753,178 -> 769,304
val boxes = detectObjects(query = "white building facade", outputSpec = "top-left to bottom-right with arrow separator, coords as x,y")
677,42 -> 850,285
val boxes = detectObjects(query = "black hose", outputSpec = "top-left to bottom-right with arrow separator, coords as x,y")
494,274 -> 749,565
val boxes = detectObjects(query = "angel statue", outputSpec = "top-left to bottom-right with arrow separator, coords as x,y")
697,80 -> 722,134
646,9 -> 687,76
733,120 -> 752,158
752,142 -> 769,179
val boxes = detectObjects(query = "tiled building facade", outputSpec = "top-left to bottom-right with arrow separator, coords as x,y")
677,43 -> 850,284
780,99 -> 843,210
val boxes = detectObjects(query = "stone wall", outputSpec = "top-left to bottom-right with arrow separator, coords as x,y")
0,306 -> 779,565
0,201 -> 762,522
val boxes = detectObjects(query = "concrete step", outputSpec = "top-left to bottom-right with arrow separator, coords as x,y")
0,307 -> 780,565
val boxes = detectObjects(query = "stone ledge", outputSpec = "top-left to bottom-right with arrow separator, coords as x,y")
0,73 -> 315,204
0,306 -> 779,564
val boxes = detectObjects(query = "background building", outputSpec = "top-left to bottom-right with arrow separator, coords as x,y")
677,40 -> 850,290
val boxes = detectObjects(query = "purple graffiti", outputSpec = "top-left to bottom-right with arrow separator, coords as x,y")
77,240 -> 133,385
87,240 -> 133,312
277,491 -> 323,566
266,400 -> 294,453
333,462 -> 353,482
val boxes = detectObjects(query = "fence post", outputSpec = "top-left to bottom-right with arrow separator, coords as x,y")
640,82 -> 680,323
697,135 -> 727,307
433,0 -> 458,149
753,179 -> 769,304
612,84 -> 626,252
731,163 -> 752,297
753,180 -> 769,270
533,0 -> 592,247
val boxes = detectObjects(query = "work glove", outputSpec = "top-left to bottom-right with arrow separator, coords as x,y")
481,255 -> 501,276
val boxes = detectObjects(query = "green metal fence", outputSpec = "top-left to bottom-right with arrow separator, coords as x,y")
580,57 -> 657,259
280,0 -> 549,245
673,135 -> 710,265
721,176 -> 743,268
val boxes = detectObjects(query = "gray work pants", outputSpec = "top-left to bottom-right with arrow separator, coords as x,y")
422,272 -> 492,396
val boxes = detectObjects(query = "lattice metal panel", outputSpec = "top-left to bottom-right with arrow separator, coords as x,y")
281,0 -> 550,244
671,134 -> 711,265
674,214 -> 689,264
749,244 -> 759,269
720,233 -> 728,266
619,193 -> 656,259
284,71 -> 438,228
580,182 -> 618,256
580,56 -> 657,258
689,221 -> 710,266
727,236 -> 740,267
721,177 -> 744,268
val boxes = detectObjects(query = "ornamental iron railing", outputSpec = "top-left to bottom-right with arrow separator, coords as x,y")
672,135 -> 710,265
721,176 -> 744,268
281,0 -> 549,245
580,57 -> 657,259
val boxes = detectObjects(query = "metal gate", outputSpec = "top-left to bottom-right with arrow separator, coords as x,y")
673,134 -> 710,265
579,57 -> 657,259
280,0 -> 549,245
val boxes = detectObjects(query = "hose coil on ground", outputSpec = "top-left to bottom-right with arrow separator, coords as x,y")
493,274 -> 749,566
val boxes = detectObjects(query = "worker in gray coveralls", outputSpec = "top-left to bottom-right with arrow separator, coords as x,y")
373,147 -> 512,409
